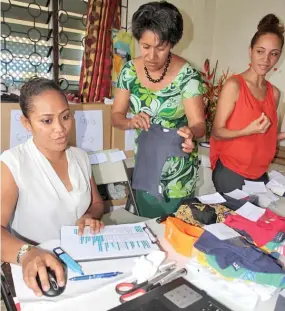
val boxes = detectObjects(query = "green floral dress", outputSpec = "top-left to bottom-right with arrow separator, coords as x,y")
117,60 -> 205,217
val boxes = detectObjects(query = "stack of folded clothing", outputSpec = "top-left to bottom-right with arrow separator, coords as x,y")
174,196 -> 285,309
260,238 -> 285,259
194,230 -> 285,288
187,257 -> 278,309
176,200 -> 285,259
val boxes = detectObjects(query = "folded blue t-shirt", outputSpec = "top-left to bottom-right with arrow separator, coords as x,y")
195,231 -> 283,274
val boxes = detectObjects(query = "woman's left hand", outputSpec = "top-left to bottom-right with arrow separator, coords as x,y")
76,214 -> 104,235
177,126 -> 194,153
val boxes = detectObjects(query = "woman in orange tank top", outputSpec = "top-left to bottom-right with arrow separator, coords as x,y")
210,14 -> 285,193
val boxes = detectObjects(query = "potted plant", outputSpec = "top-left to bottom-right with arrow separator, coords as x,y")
201,59 -> 230,141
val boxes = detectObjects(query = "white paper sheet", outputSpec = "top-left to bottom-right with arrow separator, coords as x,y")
268,170 -> 285,186
10,110 -> 33,148
243,181 -> 267,193
88,153 -> 108,165
61,223 -> 160,261
266,179 -> 285,196
125,113 -> 136,151
125,129 -> 136,151
264,188 -> 280,202
256,189 -> 280,208
74,110 -> 103,152
197,192 -> 226,204
204,223 -> 240,240
236,202 -> 265,221
109,150 -> 126,163
224,189 -> 249,200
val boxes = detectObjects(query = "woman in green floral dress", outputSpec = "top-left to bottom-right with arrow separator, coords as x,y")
112,1 -> 206,218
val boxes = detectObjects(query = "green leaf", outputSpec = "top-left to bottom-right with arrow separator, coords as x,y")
159,108 -> 177,117
199,83 -> 207,94
140,94 -> 148,101
146,96 -> 152,107
139,88 -> 147,94
177,181 -> 182,190
168,182 -> 188,197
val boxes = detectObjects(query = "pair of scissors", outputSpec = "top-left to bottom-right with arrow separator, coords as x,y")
115,269 -> 174,303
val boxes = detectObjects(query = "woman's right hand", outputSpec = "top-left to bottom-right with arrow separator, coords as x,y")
244,113 -> 271,136
21,247 -> 66,296
129,112 -> 150,131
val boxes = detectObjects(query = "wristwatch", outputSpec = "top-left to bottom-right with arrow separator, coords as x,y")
16,244 -> 32,264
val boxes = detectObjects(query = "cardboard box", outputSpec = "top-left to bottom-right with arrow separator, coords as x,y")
273,145 -> 285,165
273,158 -> 285,166
1,102 -> 23,152
111,126 -> 135,158
0,102 -> 111,152
103,199 -> 127,213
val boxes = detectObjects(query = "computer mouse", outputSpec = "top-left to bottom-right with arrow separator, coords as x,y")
36,264 -> 67,297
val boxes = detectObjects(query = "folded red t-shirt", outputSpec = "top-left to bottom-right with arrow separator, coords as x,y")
225,209 -> 285,247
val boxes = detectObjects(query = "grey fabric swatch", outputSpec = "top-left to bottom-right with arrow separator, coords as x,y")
132,124 -> 187,199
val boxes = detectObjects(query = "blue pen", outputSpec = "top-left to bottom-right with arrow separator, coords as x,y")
69,272 -> 123,281
53,247 -> 84,276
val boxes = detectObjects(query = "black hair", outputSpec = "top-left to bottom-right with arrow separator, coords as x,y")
19,77 -> 67,118
251,14 -> 284,49
132,1 -> 183,47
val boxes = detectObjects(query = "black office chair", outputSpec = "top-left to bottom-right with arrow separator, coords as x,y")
1,264 -> 17,311
122,161 -> 139,215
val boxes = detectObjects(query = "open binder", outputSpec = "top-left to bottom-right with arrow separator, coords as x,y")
60,222 -> 161,261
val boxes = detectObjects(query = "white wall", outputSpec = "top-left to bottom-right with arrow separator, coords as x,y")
127,0 -> 284,92
127,0 -> 285,133
211,0 -> 285,142
211,0 -> 285,96
127,0 -> 216,69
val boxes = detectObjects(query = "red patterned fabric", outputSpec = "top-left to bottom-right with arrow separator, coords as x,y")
79,0 -> 120,103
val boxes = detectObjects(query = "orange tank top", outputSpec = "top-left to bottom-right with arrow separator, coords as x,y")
210,74 -> 277,179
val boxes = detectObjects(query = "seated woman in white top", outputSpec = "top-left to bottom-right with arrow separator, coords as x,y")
1,78 -> 104,296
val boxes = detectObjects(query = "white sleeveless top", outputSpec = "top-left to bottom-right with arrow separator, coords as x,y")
1,138 -> 92,244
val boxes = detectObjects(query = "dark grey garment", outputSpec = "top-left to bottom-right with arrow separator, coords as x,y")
212,158 -> 269,193
221,194 -> 259,211
132,124 -> 187,200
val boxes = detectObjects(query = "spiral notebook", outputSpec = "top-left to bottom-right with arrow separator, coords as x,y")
60,222 -> 161,261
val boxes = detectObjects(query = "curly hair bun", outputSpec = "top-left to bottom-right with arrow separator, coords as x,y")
258,14 -> 284,35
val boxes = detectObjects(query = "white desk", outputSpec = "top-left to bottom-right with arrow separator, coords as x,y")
12,209 -> 282,311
